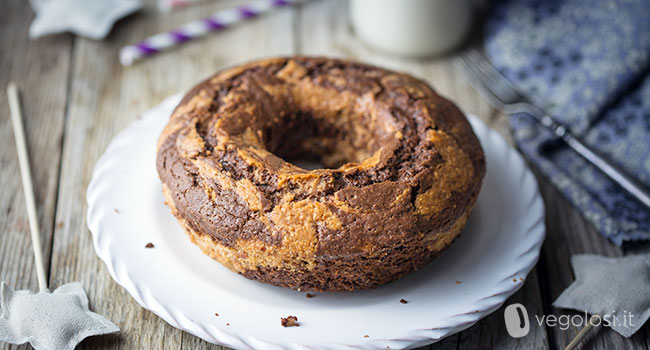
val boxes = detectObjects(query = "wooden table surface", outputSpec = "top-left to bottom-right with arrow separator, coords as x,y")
1,0 -> 649,349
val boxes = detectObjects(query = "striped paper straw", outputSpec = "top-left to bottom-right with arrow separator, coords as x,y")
120,0 -> 305,66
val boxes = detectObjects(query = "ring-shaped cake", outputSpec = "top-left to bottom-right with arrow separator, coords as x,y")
156,57 -> 485,291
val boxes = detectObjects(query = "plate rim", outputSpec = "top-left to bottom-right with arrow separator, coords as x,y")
87,94 -> 546,350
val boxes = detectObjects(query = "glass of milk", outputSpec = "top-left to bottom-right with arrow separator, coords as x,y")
350,0 -> 475,57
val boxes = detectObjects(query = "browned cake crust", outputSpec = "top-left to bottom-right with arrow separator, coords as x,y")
156,57 -> 485,292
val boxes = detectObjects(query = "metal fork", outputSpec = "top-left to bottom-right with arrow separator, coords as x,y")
454,49 -> 650,210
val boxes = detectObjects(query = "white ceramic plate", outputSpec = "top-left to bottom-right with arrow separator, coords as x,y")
87,94 -> 545,350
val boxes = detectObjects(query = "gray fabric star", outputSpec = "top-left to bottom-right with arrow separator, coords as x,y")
0,282 -> 119,350
29,0 -> 142,40
553,254 -> 650,337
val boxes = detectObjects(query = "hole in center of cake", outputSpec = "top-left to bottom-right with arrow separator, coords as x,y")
263,109 -> 390,170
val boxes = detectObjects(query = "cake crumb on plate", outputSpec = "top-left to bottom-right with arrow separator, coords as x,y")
281,316 -> 299,327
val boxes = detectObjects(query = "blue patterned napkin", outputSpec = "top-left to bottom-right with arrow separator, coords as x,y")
484,0 -> 650,245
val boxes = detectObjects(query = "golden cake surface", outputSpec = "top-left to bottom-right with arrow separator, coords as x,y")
156,57 -> 485,291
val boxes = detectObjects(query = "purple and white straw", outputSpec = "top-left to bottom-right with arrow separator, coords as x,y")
120,0 -> 304,66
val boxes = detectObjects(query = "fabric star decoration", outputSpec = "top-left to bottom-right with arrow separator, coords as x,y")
0,282 -> 119,350
29,0 -> 142,40
553,254 -> 650,337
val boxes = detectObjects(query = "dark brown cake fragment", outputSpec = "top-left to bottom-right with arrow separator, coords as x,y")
156,57 -> 485,292
281,316 -> 299,327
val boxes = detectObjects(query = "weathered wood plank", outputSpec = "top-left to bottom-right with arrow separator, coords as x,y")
45,0 -> 295,349
0,1 -> 72,349
535,178 -> 650,350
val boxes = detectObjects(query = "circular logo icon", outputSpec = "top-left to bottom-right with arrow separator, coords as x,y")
504,303 -> 530,338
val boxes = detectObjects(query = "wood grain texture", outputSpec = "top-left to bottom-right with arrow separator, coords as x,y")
535,180 -> 650,350
0,2 -> 71,350
1,0 -> 648,349
0,0 -> 71,324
